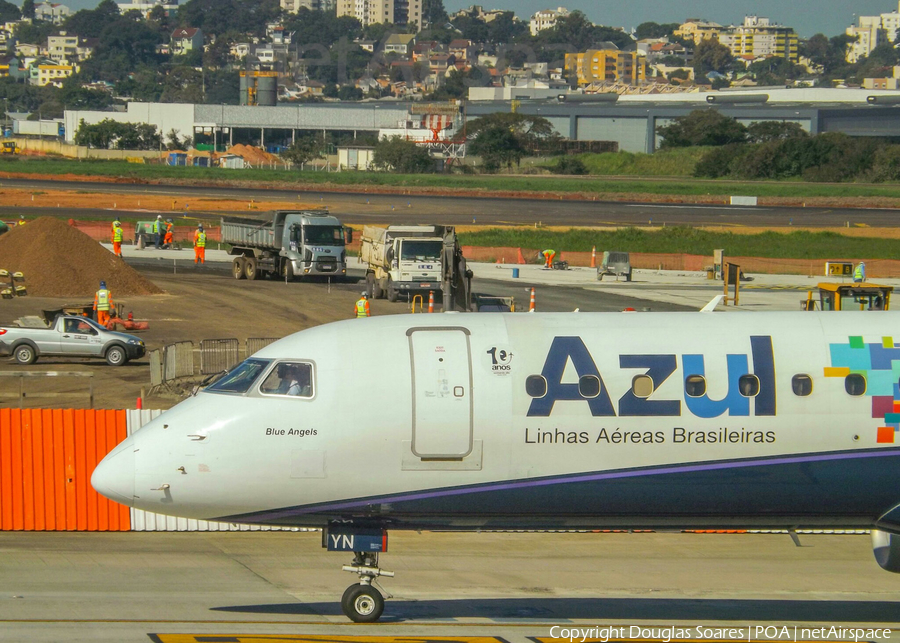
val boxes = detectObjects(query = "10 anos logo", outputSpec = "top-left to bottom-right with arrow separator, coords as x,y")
487,347 -> 513,374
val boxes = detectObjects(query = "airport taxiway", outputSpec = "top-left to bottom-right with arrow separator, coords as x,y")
0,530 -> 898,642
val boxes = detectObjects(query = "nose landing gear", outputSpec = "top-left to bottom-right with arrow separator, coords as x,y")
341,552 -> 394,622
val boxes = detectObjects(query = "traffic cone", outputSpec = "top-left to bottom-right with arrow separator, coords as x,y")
590,246 -> 596,268
516,247 -> 526,264
529,287 -> 535,312
428,291 -> 434,313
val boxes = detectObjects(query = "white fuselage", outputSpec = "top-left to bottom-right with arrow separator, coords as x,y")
93,312 -> 900,533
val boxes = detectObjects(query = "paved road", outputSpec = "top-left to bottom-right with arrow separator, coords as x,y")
2,177 -> 899,227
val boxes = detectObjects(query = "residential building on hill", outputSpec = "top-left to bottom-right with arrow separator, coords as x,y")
34,2 -> 71,25
336,0 -> 422,30
529,7 -> 569,36
674,19 -> 723,44
281,0 -> 335,12
565,46 -> 646,85
719,15 -> 799,63
845,3 -> 900,63
116,0 -> 179,18
171,27 -> 203,56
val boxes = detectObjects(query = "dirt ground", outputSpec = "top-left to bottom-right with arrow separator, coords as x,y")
0,187 -> 319,215
0,264 -> 411,411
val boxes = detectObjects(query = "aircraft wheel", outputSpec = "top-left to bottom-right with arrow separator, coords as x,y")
342,584 -> 384,623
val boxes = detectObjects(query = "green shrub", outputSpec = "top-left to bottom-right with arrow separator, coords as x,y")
553,156 -> 588,175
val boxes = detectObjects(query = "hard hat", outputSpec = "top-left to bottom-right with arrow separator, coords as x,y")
100,281 -> 106,288
157,214 -> 162,219
198,224 -> 204,230
167,218 -> 173,223
361,291 -> 368,297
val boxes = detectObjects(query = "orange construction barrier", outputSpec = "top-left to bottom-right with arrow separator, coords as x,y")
590,246 -> 596,268
529,287 -> 536,312
428,291 -> 434,313
0,409 -> 130,531
516,247 -> 526,265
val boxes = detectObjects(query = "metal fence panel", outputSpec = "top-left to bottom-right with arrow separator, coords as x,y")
149,350 -> 162,388
246,337 -> 280,356
163,341 -> 194,381
200,338 -> 240,375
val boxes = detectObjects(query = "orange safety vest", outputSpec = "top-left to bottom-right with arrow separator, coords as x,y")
195,231 -> 207,247
95,289 -> 111,311
355,298 -> 370,317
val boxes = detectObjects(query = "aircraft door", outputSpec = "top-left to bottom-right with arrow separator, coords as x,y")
408,327 -> 473,458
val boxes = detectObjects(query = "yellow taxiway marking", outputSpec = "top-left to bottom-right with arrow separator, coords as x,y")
150,637 -> 510,643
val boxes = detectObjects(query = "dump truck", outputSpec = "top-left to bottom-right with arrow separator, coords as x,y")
222,211 -> 348,281
359,224 -> 472,311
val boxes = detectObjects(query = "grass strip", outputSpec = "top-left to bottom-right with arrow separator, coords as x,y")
458,227 -> 900,260
4,157 -> 900,200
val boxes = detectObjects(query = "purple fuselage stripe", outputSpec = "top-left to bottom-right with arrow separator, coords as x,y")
226,448 -> 900,523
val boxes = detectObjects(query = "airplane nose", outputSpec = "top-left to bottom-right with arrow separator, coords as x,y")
91,438 -> 135,506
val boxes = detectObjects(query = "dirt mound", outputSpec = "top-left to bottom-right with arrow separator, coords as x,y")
0,217 -> 163,297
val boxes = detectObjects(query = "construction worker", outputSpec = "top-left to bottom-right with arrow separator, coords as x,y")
111,220 -> 123,257
163,218 -> 174,249
542,248 -> 556,269
193,224 -> 207,264
16,214 -> 26,226
154,214 -> 163,249
854,261 -> 866,283
355,291 -> 370,318
94,281 -> 113,327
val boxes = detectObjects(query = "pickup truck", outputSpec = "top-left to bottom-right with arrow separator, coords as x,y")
0,315 -> 146,366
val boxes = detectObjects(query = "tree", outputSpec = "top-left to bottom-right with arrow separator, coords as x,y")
470,125 -> 524,171
373,136 -> 435,173
422,0 -> 447,27
693,38 -> 735,76
466,112 -> 558,153
63,0 -> 121,38
0,0 -> 20,23
281,135 -> 325,165
74,119 -> 161,150
160,66 -> 204,103
78,17 -> 163,82
21,0 -> 35,19
634,22 -> 679,40
656,110 -> 747,147
427,67 -> 490,100
746,121 -> 808,144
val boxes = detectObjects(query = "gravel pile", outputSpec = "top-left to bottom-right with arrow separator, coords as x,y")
0,217 -> 163,297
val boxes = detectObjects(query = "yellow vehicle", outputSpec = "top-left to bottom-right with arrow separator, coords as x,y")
803,282 -> 892,311
1,141 -> 19,155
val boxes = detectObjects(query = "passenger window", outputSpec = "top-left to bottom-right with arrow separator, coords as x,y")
738,374 -> 760,397
525,375 -> 547,398
685,375 -> 706,397
578,375 -> 601,398
845,374 -> 866,396
632,375 -> 654,398
260,362 -> 314,397
792,375 -> 813,396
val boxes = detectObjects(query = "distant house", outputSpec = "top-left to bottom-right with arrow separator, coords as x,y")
448,39 -> 474,64
34,2 -> 71,25
30,61 -> 78,87
384,33 -> 416,56
170,27 -> 203,56
355,39 -> 377,53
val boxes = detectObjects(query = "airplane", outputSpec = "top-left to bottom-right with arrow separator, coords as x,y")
92,311 -> 900,622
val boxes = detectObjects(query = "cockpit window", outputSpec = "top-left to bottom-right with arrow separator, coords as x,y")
206,358 -> 271,394
260,361 -> 314,398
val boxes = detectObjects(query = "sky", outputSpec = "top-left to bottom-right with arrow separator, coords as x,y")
44,0 -> 900,38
